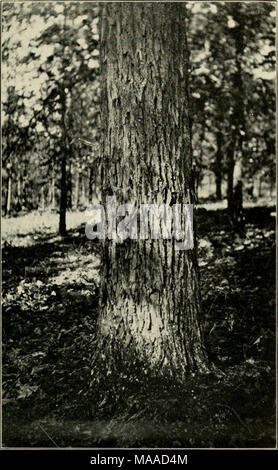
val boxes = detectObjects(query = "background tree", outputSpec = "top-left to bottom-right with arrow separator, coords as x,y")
2,2 -> 100,230
188,2 -> 275,203
2,2 -> 275,220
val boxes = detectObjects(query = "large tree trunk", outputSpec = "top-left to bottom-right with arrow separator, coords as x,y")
96,2 -> 209,377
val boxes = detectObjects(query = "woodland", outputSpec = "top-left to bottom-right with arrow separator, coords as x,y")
2,2 -> 276,448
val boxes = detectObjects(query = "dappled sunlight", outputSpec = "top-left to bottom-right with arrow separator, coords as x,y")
2,0 -> 276,450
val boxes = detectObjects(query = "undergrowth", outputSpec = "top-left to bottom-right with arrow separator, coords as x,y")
2,205 -> 276,447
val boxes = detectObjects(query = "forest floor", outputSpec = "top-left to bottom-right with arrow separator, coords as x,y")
2,199 -> 276,448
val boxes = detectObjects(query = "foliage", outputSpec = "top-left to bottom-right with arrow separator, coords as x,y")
2,2 -> 276,217
188,2 -> 275,194
2,2 -> 100,219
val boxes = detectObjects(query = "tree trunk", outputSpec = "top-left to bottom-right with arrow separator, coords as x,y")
259,175 -> 263,197
89,167 -> 93,203
51,170 -> 56,210
59,7 -> 67,236
59,88 -> 67,236
227,140 -> 235,214
215,131 -> 223,200
227,4 -> 245,215
75,171 -> 80,209
197,100 -> 206,200
80,175 -> 86,205
97,2 -> 209,377
41,186 -> 45,210
7,175 -> 12,215
17,176 -> 22,200
68,160 -> 72,210
59,157 -> 67,234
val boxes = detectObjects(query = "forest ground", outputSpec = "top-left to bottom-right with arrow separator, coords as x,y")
2,199 -> 276,448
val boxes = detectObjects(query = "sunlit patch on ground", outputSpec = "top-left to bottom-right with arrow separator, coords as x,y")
2,203 -> 276,447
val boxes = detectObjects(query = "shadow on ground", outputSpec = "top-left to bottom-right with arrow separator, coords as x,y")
2,205 -> 276,447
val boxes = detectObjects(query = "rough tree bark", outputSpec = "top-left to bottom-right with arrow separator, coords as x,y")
97,2 -> 209,376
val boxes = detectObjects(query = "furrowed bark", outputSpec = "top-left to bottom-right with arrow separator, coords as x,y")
97,2 -> 209,376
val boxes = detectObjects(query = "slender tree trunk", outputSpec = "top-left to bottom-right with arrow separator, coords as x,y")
68,160 -> 72,209
259,176 -> 263,197
48,180 -> 52,207
97,3 -> 209,377
59,88 -> 67,236
80,175 -> 86,205
89,167 -> 93,203
227,140 -> 235,214
251,178 -> 254,199
51,170 -> 56,210
75,171 -> 80,209
3,183 -> 8,216
41,186 -> 45,210
7,175 -> 12,215
227,4 -> 245,215
59,155 -> 67,235
59,6 -> 67,236
215,131 -> 223,200
196,99 -> 205,200
195,168 -> 201,199
17,176 -> 22,200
